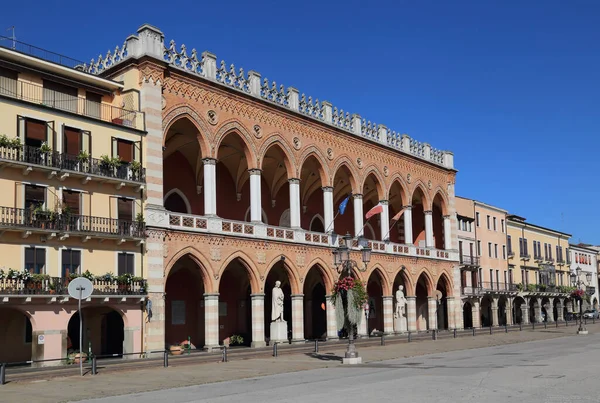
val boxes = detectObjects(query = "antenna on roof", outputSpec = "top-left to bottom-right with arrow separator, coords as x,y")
1,26 -> 16,49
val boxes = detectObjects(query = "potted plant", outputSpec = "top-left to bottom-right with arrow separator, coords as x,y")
169,343 -> 184,355
516,283 -> 524,292
129,160 -> 141,180
76,150 -> 90,172
68,350 -> 88,364
223,334 -> 244,347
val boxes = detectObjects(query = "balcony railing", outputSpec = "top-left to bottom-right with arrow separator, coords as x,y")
480,282 -> 518,292
0,79 -> 144,130
507,250 -> 515,258
460,255 -> 480,266
163,211 -> 459,262
0,144 -> 145,183
0,35 -> 86,71
0,207 -> 145,239
0,277 -> 146,296
462,286 -> 483,295
520,253 -> 531,260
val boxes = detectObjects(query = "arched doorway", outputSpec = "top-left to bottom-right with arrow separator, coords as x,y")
553,298 -> 560,321
164,189 -> 191,214
264,261 -> 292,341
0,308 -> 33,363
303,265 -> 327,340
300,155 -> 326,232
529,298 -> 539,323
415,273 -> 431,331
436,274 -> 450,330
498,296 -> 508,326
68,307 -> 124,357
261,143 -> 292,227
463,301 -> 473,328
332,163 -> 356,236
165,255 -> 206,349
411,187 -> 427,246
432,193 -> 446,249
388,179 -> 408,243
219,258 -> 253,346
480,296 -> 493,327
513,297 -> 525,324
367,270 -> 385,334
362,173 -> 384,241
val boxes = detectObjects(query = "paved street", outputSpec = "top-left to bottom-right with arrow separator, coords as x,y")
76,330 -> 600,403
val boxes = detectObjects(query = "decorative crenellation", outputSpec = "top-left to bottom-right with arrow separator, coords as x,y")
84,24 -> 454,169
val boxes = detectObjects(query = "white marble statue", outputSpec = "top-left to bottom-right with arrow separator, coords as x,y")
271,280 -> 284,322
395,285 -> 407,319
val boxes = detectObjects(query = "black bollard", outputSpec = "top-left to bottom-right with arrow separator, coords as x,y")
408,332 -> 412,342
314,340 -> 319,353
489,326 -> 492,335
91,356 -> 97,375
163,350 -> 169,368
0,363 -> 5,386
505,324 -> 508,333
453,328 -> 457,338
432,330 -> 437,341
544,322 -> 547,329
273,342 -> 278,357
222,346 -> 228,363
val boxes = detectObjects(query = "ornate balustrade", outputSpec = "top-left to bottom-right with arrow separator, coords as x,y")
158,211 -> 459,262
0,277 -> 146,296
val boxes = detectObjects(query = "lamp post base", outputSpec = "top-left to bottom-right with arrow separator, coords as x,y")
577,329 -> 588,335
342,357 -> 363,365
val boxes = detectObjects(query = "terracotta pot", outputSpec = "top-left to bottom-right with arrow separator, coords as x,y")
73,353 -> 87,364
169,346 -> 183,355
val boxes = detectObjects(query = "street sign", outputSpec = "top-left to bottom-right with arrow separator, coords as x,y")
67,277 -> 94,377
37,334 -> 45,345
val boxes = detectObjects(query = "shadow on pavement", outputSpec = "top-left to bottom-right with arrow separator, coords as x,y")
304,353 -> 343,362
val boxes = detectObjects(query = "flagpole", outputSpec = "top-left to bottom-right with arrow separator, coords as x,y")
324,210 -> 341,233
382,217 -> 401,242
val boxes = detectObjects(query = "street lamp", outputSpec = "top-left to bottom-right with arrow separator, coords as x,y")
332,232 -> 371,363
570,266 -> 592,335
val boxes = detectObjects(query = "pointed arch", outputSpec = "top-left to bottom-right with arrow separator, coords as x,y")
217,251 -> 261,294
387,174 -> 410,205
162,105 -> 212,155
414,268 -> 435,296
331,156 -> 359,191
303,257 -> 335,291
164,188 -> 192,214
298,146 -> 331,185
410,180 -> 432,209
367,264 -> 391,296
436,271 -> 454,297
258,134 -> 297,178
213,119 -> 259,166
164,246 -> 215,293
393,267 -> 415,297
263,256 -> 301,295
360,165 -> 386,201
432,188 -> 449,216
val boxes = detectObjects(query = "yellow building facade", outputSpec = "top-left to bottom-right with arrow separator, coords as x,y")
0,40 -> 147,365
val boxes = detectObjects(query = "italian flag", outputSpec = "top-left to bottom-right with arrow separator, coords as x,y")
365,203 -> 384,220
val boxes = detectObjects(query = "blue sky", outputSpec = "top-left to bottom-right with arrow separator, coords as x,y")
1,1 -> 599,243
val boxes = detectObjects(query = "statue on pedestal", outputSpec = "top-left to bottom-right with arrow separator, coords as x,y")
394,285 -> 408,333
270,280 -> 287,342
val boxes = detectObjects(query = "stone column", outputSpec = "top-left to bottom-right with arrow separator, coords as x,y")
491,298 -> 499,327
289,178 -> 301,228
447,297 -> 456,329
353,194 -> 364,237
382,296 -> 394,334
547,298 -> 555,322
522,304 -> 530,324
407,296 -> 417,332
322,186 -> 334,233
424,210 -> 434,248
505,298 -> 513,325
443,215 -> 452,250
380,200 -> 390,241
557,300 -> 564,321
325,295 -> 338,339
358,306 -> 368,337
250,294 -> 266,348
204,293 -> 220,350
472,300 -> 481,328
428,297 -> 437,330
203,158 -> 217,216
291,294 -> 304,342
534,298 -> 542,323
403,205 -> 413,244
249,169 -> 262,222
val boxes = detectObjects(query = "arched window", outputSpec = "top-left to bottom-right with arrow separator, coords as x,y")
164,189 -> 191,214
309,215 -> 325,232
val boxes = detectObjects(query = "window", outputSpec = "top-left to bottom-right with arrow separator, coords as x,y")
503,245 -> 506,259
0,66 -> 18,98
62,127 -> 90,158
477,241 -> 481,256
112,138 -> 140,164
476,212 -> 480,227
19,117 -> 52,149
25,185 -> 45,210
61,249 -> 81,277
43,80 -> 78,113
507,235 -> 512,254
488,242 -> 492,258
63,190 -> 81,215
459,241 -> 463,257
494,243 -> 498,259
117,198 -> 134,221
493,217 -> 497,231
487,215 -> 490,229
489,269 -> 493,287
25,247 -> 46,274
501,219 -> 505,233
118,252 -> 135,275
523,238 -> 528,256
85,92 -> 102,119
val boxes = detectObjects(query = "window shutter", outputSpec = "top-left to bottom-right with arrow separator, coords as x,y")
111,137 -> 118,159
73,250 -> 81,273
81,130 -> 91,155
118,253 -> 126,275
36,248 -> 46,267
17,115 -> 25,139
25,247 -> 34,267
127,253 -> 134,275
46,121 -> 55,151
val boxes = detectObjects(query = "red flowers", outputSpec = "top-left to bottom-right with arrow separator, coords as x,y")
334,276 -> 356,292
572,289 -> 585,298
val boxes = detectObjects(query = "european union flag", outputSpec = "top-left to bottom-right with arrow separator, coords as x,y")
338,194 -> 351,215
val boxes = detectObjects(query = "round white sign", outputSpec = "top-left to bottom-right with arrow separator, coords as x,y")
67,277 -> 94,300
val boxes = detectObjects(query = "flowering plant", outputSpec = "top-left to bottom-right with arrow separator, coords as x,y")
571,288 -> 585,298
331,276 -> 368,310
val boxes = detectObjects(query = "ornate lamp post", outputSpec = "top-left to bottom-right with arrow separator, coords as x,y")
570,267 -> 592,335
332,233 -> 371,364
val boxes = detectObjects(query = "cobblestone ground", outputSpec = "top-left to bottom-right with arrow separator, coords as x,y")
1,324 -> 595,403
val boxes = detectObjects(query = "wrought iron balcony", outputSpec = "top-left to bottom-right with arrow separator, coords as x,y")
520,253 -> 531,260
0,276 -> 146,297
0,207 -> 145,240
507,250 -> 515,258
459,255 -> 480,267
480,281 -> 518,292
461,286 -> 483,296
534,255 -> 544,262
0,144 -> 145,184
0,79 -> 144,130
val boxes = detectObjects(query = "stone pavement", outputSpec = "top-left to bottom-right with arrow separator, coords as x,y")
1,324 -> 596,403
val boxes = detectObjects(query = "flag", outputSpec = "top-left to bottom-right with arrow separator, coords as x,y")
365,203 -> 384,220
338,194 -> 351,215
391,207 -> 406,222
